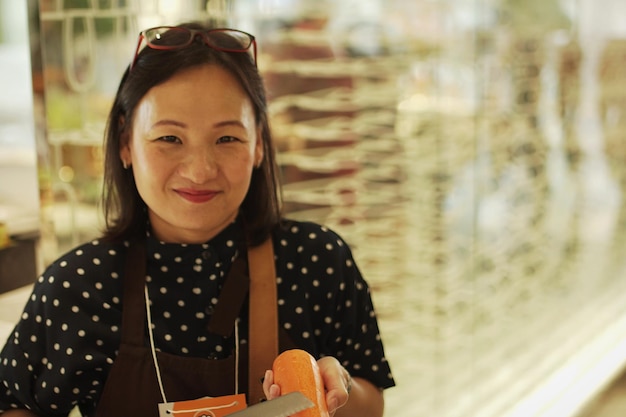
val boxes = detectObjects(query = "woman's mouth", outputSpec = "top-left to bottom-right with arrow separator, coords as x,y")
175,189 -> 218,203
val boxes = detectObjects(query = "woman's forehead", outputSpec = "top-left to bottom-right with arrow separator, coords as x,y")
132,65 -> 255,130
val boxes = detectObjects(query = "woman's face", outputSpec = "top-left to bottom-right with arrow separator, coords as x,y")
121,64 -> 263,243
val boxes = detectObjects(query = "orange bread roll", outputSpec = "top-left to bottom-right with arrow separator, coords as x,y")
272,349 -> 329,417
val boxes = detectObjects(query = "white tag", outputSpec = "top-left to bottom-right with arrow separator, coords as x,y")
158,402 -> 175,417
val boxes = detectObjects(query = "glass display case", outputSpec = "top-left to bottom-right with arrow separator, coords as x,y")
4,0 -> 626,416
0,1 -> 40,292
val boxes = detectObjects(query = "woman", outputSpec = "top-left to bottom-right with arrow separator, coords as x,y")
0,22 -> 394,416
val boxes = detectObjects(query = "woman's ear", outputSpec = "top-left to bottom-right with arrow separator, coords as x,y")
119,116 -> 131,167
254,126 -> 264,168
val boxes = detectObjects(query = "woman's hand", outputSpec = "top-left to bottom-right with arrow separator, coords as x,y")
262,368 -> 281,401
316,356 -> 350,415
262,356 -> 351,416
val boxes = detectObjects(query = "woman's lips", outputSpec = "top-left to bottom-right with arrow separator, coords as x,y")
175,189 -> 218,203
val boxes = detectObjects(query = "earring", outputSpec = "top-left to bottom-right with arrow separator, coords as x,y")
122,160 -> 129,169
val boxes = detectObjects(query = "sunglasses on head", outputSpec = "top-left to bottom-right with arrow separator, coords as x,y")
130,26 -> 257,70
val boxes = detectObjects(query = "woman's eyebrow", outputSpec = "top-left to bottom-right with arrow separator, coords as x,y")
152,119 -> 187,128
213,120 -> 246,129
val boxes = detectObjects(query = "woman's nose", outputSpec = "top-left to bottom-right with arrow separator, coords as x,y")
179,148 -> 218,183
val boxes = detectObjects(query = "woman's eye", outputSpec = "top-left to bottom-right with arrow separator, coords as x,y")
216,136 -> 240,144
157,135 -> 181,144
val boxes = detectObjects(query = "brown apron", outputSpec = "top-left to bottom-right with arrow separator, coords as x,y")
94,240 -> 295,417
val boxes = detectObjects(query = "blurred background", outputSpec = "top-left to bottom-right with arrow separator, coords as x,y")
1,1 -> 626,416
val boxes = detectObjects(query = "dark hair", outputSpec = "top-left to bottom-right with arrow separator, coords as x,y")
101,22 -> 282,246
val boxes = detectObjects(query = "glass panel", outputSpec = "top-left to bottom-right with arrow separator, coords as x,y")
24,0 -> 626,416
0,0 -> 40,292
36,0 -> 136,259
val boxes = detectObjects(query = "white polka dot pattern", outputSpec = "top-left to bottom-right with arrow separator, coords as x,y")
0,220 -> 394,415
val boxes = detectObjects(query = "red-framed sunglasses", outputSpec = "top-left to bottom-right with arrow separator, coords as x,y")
130,26 -> 257,70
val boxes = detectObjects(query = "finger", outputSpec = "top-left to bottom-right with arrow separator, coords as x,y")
325,386 -> 349,415
262,370 -> 273,398
269,382 -> 281,400
262,369 -> 282,400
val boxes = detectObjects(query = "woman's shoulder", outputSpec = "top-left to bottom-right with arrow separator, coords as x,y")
273,219 -> 354,257
275,219 -> 346,242
51,238 -> 127,263
42,238 -> 129,279
28,239 -> 128,309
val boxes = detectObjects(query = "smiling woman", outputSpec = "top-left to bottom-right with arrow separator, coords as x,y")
0,21 -> 394,417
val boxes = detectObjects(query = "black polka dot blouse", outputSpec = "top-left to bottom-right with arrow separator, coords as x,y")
0,219 -> 395,415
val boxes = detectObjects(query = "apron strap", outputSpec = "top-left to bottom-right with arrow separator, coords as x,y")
206,256 -> 249,337
121,241 -> 148,346
247,237 -> 279,404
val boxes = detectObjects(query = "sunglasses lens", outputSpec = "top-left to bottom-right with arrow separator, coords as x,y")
207,30 -> 253,51
145,27 -> 192,47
